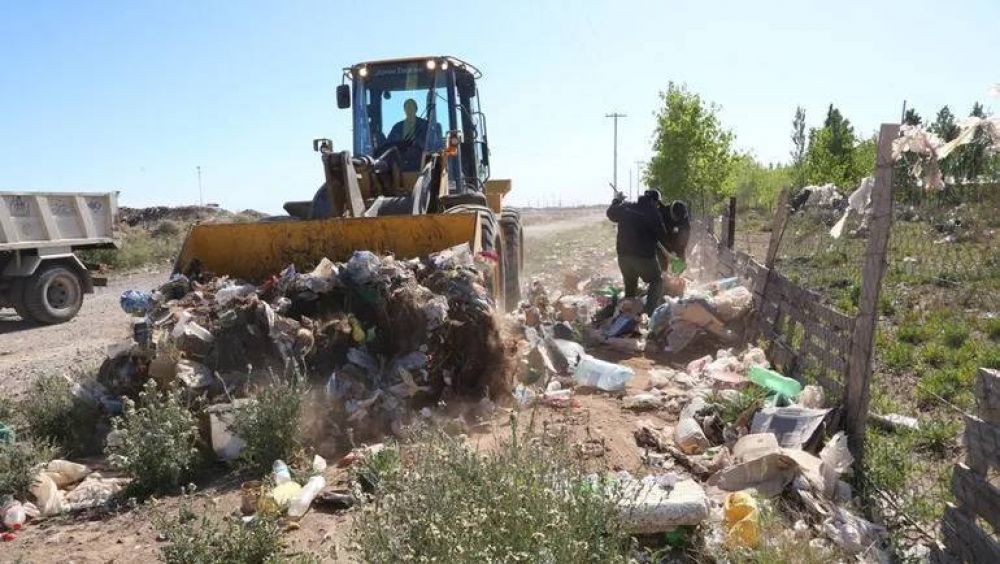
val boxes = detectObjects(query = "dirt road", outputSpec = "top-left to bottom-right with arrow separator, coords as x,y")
0,268 -> 169,398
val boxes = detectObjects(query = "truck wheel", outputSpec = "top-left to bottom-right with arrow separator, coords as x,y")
500,208 -> 522,309
9,278 -> 33,322
22,265 -> 84,324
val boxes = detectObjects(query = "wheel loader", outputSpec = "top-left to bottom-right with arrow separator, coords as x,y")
174,56 -> 522,310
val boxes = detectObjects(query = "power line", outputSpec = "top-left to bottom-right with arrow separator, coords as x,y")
605,112 -> 626,191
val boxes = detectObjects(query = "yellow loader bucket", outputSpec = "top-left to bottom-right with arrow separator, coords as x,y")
175,214 -> 480,281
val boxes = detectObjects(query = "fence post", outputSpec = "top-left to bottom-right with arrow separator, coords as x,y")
725,197 -> 737,250
765,188 -> 791,270
845,123 -> 899,466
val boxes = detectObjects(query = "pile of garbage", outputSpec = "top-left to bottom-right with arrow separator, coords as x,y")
515,272 -> 753,359
507,271 -> 885,557
631,352 -> 886,557
108,243 -> 508,438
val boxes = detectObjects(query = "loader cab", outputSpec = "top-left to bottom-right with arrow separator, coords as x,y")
339,56 -> 490,194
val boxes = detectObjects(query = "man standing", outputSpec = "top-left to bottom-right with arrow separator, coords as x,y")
606,189 -> 675,315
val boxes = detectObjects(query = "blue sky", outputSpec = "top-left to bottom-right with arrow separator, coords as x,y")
2,1 -> 997,212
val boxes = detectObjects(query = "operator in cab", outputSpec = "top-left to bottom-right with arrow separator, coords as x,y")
386,98 -> 442,170
606,189 -> 678,315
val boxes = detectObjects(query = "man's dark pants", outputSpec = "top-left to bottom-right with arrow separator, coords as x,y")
617,254 -> 663,315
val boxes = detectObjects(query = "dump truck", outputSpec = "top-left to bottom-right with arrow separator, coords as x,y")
0,191 -> 118,324
174,55 -> 523,309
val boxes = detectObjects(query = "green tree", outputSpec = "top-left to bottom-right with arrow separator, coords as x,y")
903,108 -> 922,126
958,102 -> 988,181
930,106 -> 960,142
804,104 -> 864,187
646,82 -> 734,212
723,153 -> 791,210
790,106 -> 807,188
930,106 -> 961,183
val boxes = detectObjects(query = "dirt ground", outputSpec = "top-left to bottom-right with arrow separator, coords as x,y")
3,207 -> 709,563
0,269 -> 170,400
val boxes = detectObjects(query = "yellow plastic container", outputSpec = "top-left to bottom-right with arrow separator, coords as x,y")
723,491 -> 760,548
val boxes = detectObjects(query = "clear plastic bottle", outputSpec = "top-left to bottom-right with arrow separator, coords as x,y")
573,355 -> 634,391
272,460 -> 291,484
2,500 -> 26,530
287,475 -> 326,519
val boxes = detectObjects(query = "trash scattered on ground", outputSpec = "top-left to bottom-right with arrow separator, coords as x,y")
617,474 -> 710,533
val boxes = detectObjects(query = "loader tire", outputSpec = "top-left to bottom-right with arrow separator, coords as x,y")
445,203 -> 507,311
500,208 -> 523,308
22,264 -> 84,324
438,192 -> 489,210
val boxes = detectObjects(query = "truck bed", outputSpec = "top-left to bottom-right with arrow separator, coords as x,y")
0,191 -> 118,251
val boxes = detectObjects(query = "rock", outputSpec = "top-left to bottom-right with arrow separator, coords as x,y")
674,417 -> 710,455
618,478 -> 709,533
623,393 -> 661,411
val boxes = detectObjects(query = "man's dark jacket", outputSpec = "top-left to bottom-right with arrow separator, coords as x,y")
606,195 -> 672,259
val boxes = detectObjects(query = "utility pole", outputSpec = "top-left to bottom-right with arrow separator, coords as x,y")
635,160 -> 646,196
605,112 -> 626,190
196,166 -> 204,207
628,169 -> 633,199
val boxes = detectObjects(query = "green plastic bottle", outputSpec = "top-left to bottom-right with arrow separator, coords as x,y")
748,366 -> 802,400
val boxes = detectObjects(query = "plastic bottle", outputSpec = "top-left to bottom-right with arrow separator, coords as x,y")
573,355 -> 634,392
748,366 -> 802,399
287,475 -> 326,519
272,460 -> 291,485
2,500 -> 26,530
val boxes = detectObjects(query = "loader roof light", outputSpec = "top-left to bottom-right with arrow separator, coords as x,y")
358,66 -> 368,78
441,61 -> 449,70
425,59 -> 437,70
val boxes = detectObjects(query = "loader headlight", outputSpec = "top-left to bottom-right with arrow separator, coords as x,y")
358,66 -> 368,78
441,61 -> 449,70
426,59 -> 437,70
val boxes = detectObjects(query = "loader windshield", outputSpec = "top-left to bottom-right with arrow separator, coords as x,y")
352,62 -> 447,171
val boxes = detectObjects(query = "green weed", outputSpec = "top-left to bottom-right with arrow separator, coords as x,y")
883,342 -> 915,372
107,380 -> 200,497
19,373 -> 103,456
919,343 -> 949,368
0,439 -> 55,499
941,324 -> 970,349
231,380 -> 304,477
352,426 -> 630,563
912,419 -> 960,457
156,504 -> 317,564
897,323 -> 929,345
917,368 -> 966,407
986,318 -> 1000,340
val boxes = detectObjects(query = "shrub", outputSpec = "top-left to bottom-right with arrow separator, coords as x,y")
151,219 -> 182,238
883,342 -> 915,372
918,369 -> 965,406
80,227 -> 181,270
941,324 -> 970,349
980,345 -> 1000,370
107,380 -> 200,496
355,444 -> 401,493
897,323 -> 928,345
913,419 -> 960,457
19,373 -> 102,456
155,504 -> 316,564
919,343 -> 949,368
0,439 -> 54,499
231,381 -> 303,477
353,427 -> 630,563
986,318 -> 1000,341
